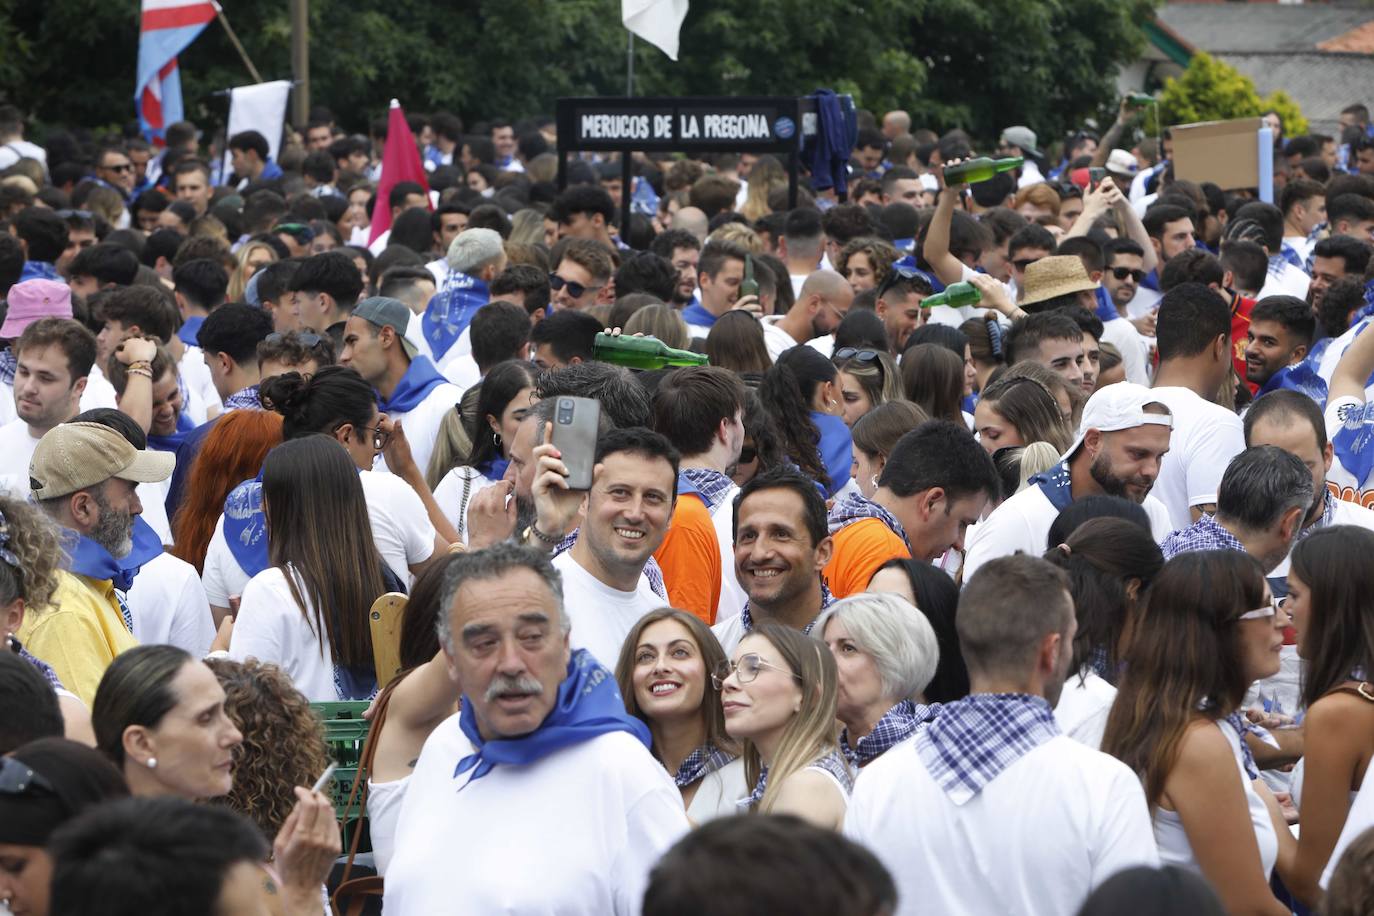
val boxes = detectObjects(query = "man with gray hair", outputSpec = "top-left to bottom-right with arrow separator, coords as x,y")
422,226 -> 507,367
385,543 -> 689,914
1161,445 -> 1314,572
844,555 -> 1158,916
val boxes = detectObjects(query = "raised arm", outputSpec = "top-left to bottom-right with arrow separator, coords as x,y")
1331,320 -> 1374,404
922,163 -> 970,287
112,336 -> 158,434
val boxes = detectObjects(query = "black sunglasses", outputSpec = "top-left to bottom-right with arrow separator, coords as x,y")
1012,257 -> 1044,272
835,347 -> 880,363
56,209 -> 93,220
549,272 -> 601,300
877,264 -> 934,300
102,162 -> 135,173
0,756 -> 54,796
1109,267 -> 1147,283
265,331 -> 327,349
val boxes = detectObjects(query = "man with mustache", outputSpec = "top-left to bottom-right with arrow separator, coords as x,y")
18,421 -> 173,703
385,543 -> 689,914
963,383 -> 1175,580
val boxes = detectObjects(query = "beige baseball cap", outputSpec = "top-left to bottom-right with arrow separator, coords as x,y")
29,422 -> 175,500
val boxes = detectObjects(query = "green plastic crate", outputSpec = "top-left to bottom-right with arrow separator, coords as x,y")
311,701 -> 370,818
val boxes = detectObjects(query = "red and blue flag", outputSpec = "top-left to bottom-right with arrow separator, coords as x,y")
136,0 -> 217,144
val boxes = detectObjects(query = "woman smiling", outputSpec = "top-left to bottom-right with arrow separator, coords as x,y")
616,608 -> 746,823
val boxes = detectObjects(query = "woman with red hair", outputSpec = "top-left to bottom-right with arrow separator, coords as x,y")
170,410 -> 283,578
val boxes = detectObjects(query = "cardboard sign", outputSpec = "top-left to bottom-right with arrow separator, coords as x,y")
1171,117 -> 1263,190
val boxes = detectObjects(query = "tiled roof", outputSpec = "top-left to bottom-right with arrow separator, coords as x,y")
1217,52 -> 1374,132
1158,2 -> 1374,53
1319,20 -> 1374,54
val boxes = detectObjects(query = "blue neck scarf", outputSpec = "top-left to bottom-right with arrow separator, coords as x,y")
811,410 -> 853,498
1029,460 -> 1074,512
680,301 -> 719,329
1256,360 -> 1328,401
19,261 -> 60,283
423,272 -> 490,361
1140,268 -> 1160,293
379,356 -> 448,414
1094,286 -> 1120,323
177,315 -> 205,348
453,649 -> 651,786
222,475 -> 270,579
67,516 -> 163,592
147,410 -> 195,453
475,456 -> 509,481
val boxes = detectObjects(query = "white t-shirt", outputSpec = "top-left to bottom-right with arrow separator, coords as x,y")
711,613 -> 747,658
436,348 -> 481,391
1126,284 -> 1162,320
1154,718 -> 1278,880
1324,759 -> 1374,889
1270,497 -> 1374,578
761,316 -> 801,363
178,346 -> 221,425
432,466 -> 500,544
844,734 -> 1159,916
963,482 -> 1173,580
1146,386 -> 1246,531
1054,671 -> 1117,751
1283,235 -> 1316,265
1258,260 -> 1310,302
127,552 -> 215,655
0,369 -> 114,425
403,311 -> 434,361
379,381 -> 464,477
425,257 -> 450,288
554,551 -> 666,673
1325,395 -> 1374,507
384,715 -> 689,916
707,481 -> 748,625
0,138 -> 47,171
1100,316 -> 1151,387
200,470 -> 436,606
229,565 -> 337,701
366,775 -> 408,877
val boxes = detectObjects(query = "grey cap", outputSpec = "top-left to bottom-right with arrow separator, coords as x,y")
1000,125 -> 1041,159
353,296 -> 418,359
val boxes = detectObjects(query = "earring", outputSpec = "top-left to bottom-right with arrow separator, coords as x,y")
146,757 -> 158,770
870,475 -> 880,490
492,430 -> 502,449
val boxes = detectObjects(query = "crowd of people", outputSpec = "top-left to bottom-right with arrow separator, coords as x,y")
3,93 -> 1374,915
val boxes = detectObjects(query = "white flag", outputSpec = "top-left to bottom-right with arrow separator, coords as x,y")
622,0 -> 688,61
222,80 -> 293,180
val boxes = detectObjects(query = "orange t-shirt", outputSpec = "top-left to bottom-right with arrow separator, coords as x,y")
823,518 -> 911,599
653,495 -> 721,624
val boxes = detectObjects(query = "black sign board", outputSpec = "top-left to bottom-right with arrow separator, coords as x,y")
555,95 -> 820,237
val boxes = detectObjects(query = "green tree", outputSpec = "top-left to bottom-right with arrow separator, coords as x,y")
1156,51 -> 1308,135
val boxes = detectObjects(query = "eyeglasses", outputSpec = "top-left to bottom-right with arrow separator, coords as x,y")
102,162 -> 135,174
549,273 -> 602,300
0,757 -> 53,796
711,654 -> 801,690
1012,257 -> 1044,272
1239,596 -> 1290,621
365,423 -> 391,452
1109,267 -> 1147,283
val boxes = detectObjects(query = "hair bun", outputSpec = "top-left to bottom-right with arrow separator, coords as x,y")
258,371 -> 308,416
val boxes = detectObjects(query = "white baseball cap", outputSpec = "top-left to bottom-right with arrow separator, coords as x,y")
1064,382 -> 1173,460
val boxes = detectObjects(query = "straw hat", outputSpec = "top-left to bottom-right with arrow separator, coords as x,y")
1019,255 -> 1099,307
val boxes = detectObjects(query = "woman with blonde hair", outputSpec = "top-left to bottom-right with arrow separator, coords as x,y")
739,155 -> 787,221
832,348 -> 904,427
1013,183 -> 1061,222
717,621 -> 851,828
973,372 -> 1074,456
706,311 -> 772,379
227,241 -> 278,301
616,608 -> 746,822
707,222 -> 764,254
850,401 -> 928,499
624,303 -> 690,350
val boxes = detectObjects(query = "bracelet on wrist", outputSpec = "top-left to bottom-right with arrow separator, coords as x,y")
127,368 -> 153,379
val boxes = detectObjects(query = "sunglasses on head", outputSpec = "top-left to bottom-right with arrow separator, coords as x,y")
56,209 -> 93,220
877,264 -> 934,300
1109,267 -> 1147,283
549,272 -> 601,300
265,331 -> 328,350
834,347 -> 880,363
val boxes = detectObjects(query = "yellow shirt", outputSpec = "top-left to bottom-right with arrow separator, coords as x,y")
18,570 -> 139,705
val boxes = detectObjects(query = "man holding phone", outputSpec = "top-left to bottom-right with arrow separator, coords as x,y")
525,423 -> 679,670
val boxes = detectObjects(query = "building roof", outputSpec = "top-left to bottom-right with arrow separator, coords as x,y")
1216,52 -> 1372,134
1157,2 -> 1374,54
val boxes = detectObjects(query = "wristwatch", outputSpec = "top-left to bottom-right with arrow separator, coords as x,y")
520,524 -> 562,547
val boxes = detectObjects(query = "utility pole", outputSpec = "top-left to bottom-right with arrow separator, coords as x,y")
290,0 -> 310,126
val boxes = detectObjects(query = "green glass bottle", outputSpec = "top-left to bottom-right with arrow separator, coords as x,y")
919,281 -> 981,310
739,254 -> 759,299
592,333 -> 708,370
942,156 -> 1024,186
1127,93 -> 1157,106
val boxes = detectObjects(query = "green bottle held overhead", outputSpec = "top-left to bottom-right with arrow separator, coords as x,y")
593,332 -> 708,370
942,156 -> 1023,186
739,254 -> 759,299
1127,93 -> 1157,106
919,281 -> 981,310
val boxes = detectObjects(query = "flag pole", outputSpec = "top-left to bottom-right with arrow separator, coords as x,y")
215,7 -> 264,84
626,31 -> 635,96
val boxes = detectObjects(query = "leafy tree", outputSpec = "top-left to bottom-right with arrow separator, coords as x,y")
1156,52 -> 1308,135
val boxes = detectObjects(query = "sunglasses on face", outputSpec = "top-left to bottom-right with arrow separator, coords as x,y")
103,162 -> 135,173
1012,257 -> 1043,272
1109,267 -> 1147,283
549,273 -> 602,300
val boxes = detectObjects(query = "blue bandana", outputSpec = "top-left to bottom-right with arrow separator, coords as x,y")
475,456 -> 510,482
379,356 -> 449,415
147,410 -> 196,453
66,516 -> 163,593
423,272 -> 490,362
1255,360 -> 1328,401
177,315 -> 205,348
1028,460 -> 1073,512
811,411 -> 853,498
739,749 -> 852,811
738,580 -> 834,635
1223,712 -> 1260,781
1161,513 -> 1247,561
453,649 -> 650,786
1333,397 -> 1374,490
223,384 -> 261,411
0,347 -> 15,386
673,744 -> 736,788
1094,286 -> 1120,323
680,301 -> 719,329
827,490 -> 910,547
840,700 -> 941,767
915,693 -> 1060,804
222,475 -> 270,579
678,468 -> 734,515
19,261 -> 60,283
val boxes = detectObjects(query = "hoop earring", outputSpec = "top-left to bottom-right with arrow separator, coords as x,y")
492,430 -> 502,449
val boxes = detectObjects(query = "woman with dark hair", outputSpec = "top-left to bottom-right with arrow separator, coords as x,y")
760,345 -> 852,496
900,343 -> 965,426
1046,495 -> 1152,548
202,366 -> 447,624
431,361 -> 536,540
850,401 -> 928,499
1282,526 -> 1374,906
1102,551 -> 1293,915
865,558 -> 969,704
960,314 -> 1007,394
228,436 -> 395,701
706,311 -> 772,381
0,738 -> 129,916
832,348 -> 904,427
1074,866 -> 1225,916
616,608 -> 746,821
908,323 -> 977,401
973,372 -> 1074,456
92,644 -> 243,800
1044,517 -> 1164,749
833,310 -> 889,354
204,658 -> 330,842
732,388 -> 787,488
